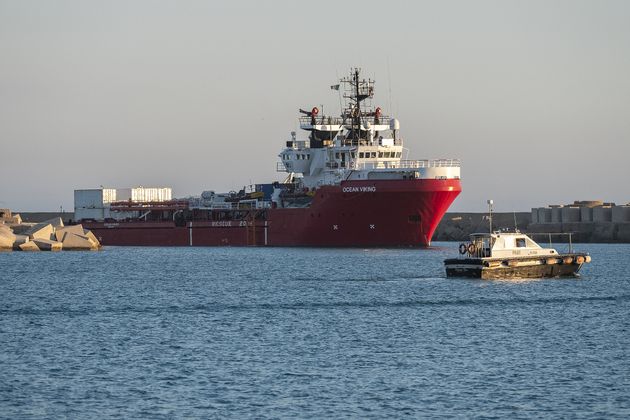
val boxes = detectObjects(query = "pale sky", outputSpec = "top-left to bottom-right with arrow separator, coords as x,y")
1,0 -> 629,212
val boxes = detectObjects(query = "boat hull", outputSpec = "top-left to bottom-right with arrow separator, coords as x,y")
83,179 -> 461,247
444,254 -> 588,279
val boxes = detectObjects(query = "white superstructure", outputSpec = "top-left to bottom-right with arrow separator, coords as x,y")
278,68 -> 461,189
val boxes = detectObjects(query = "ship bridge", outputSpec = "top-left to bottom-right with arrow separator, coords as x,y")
277,68 -> 461,189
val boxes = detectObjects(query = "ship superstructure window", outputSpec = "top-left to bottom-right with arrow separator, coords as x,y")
359,152 -> 364,158
516,238 -> 526,248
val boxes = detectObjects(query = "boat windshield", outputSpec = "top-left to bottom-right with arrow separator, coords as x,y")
470,234 -> 494,258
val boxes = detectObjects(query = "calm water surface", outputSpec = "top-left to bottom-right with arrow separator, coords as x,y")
1,243 -> 629,418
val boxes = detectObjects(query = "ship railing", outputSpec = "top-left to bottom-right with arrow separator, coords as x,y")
298,115 -> 392,127
299,116 -> 344,126
190,200 -> 273,211
109,199 -> 190,211
277,161 -> 290,172
352,159 -> 461,170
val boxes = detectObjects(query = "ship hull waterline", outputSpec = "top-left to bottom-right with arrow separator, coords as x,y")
444,256 -> 587,280
82,179 -> 461,248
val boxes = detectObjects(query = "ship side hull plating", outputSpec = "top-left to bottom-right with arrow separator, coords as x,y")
83,179 -> 461,247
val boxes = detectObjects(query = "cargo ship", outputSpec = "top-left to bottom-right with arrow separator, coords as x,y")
77,69 -> 462,247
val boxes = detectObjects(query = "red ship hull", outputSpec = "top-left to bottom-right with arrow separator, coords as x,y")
83,179 -> 461,247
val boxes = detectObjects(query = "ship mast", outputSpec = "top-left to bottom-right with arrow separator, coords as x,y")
354,68 -> 360,141
341,68 -> 375,145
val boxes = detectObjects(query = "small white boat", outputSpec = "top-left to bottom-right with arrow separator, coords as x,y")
444,200 -> 590,279
444,231 -> 591,279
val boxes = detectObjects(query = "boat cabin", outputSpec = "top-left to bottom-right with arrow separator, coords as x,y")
468,232 -> 557,259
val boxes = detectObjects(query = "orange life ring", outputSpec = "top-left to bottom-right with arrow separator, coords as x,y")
467,243 -> 476,255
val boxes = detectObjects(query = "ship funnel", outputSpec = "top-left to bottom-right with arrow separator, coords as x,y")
389,118 -> 400,131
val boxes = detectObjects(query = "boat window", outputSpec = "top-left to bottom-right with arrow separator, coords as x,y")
516,238 -> 526,247
379,152 -> 384,158
371,152 -> 377,158
335,153 -> 340,159
396,152 -> 402,158
359,152 -> 364,158
351,152 -> 355,158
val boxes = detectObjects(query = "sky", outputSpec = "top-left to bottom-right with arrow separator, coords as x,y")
1,0 -> 629,212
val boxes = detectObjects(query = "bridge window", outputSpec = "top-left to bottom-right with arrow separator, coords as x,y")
516,238 -> 526,247
359,152 -> 365,158
371,152 -> 377,158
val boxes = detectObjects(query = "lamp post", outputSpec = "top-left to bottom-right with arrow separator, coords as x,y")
487,199 -> 494,233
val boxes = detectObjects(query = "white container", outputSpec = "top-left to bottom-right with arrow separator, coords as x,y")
74,189 -> 104,209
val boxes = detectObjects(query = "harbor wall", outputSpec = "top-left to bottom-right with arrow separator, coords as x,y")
434,209 -> 630,243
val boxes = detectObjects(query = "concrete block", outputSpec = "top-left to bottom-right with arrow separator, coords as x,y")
11,223 -> 36,235
12,234 -> 30,250
41,217 -> 64,229
26,223 -> 54,240
32,238 -> 63,251
82,230 -> 101,247
55,225 -> 86,242
3,214 -> 22,225
0,228 -> 16,249
61,232 -> 98,250
19,241 -> 40,251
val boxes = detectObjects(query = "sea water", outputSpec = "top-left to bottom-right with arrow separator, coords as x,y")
1,243 -> 629,418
